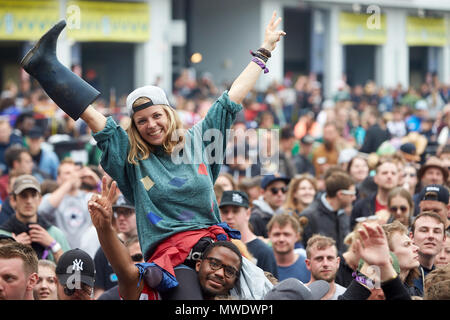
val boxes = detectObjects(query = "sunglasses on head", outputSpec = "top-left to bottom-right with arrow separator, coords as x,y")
270,186 -> 288,195
389,206 -> 408,213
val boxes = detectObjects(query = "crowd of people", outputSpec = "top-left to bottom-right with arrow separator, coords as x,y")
1,14 -> 450,302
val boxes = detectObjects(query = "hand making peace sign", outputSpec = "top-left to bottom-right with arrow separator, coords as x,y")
261,11 -> 286,52
88,176 -> 118,232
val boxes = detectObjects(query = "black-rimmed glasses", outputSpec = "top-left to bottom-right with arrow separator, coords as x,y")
203,257 -> 239,278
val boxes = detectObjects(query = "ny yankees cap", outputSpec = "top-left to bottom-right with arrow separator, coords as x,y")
55,248 -> 95,288
126,85 -> 171,116
219,190 -> 249,208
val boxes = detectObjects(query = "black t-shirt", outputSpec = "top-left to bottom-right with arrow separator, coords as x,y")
94,247 -> 117,291
246,238 -> 279,279
335,254 -> 355,288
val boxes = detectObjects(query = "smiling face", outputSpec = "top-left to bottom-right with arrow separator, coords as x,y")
195,246 -> 240,298
133,105 -> 169,146
349,157 -> 369,183
411,216 -> 446,258
294,179 -> 316,207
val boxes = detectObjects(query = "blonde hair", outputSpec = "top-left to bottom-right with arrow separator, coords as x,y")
126,97 -> 185,165
382,221 -> 420,285
306,234 -> 337,259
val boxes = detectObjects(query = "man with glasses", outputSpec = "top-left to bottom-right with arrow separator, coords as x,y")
195,241 -> 242,299
219,190 -> 278,278
300,172 -> 356,255
351,157 -> 399,229
250,174 -> 290,238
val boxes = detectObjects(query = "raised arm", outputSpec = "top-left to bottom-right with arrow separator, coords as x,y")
228,11 -> 286,104
88,177 -> 142,300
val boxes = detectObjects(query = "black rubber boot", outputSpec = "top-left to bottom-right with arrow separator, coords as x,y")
21,20 -> 100,120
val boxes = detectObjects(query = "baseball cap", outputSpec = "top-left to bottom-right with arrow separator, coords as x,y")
399,143 -> 420,162
27,126 -> 44,139
112,195 -> 135,211
419,184 -> 449,205
261,174 -> 290,190
56,248 -> 95,288
264,278 -> 329,300
219,191 -> 249,208
13,175 -> 41,195
126,85 -> 171,116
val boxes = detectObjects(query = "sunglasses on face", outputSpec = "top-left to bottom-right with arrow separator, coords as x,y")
203,257 -> 239,279
389,206 -> 408,213
270,186 -> 288,195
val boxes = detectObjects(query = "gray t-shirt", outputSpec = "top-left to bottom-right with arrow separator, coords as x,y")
330,283 -> 347,300
38,190 -> 93,250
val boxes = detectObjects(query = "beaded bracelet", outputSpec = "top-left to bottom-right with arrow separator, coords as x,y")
257,47 -> 271,58
251,57 -> 269,74
250,50 -> 268,63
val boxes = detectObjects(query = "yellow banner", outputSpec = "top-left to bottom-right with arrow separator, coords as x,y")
0,0 -> 59,40
406,17 -> 446,46
339,12 -> 386,45
66,1 -> 150,42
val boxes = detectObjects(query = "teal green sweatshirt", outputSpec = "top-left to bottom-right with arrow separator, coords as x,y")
93,91 -> 242,258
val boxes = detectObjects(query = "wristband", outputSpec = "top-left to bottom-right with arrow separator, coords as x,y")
251,57 -> 269,74
250,50 -> 268,63
50,240 -> 61,253
257,47 -> 271,58
352,271 -> 374,290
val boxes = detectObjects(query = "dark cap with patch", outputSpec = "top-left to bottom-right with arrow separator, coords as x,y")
219,190 -> 249,208
419,184 -> 449,205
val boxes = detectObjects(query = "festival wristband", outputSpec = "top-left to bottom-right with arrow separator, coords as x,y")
352,271 -> 375,290
251,57 -> 269,74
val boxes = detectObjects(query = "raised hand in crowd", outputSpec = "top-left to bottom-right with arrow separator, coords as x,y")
88,176 -> 117,232
354,222 -> 397,282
